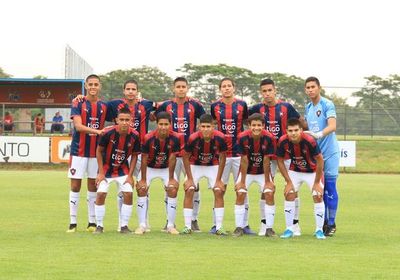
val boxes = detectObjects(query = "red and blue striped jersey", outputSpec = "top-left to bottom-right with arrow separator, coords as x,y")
211,98 -> 248,157
184,130 -> 227,166
98,126 -> 141,178
237,130 -> 276,174
142,130 -> 181,169
156,97 -> 206,143
276,133 -> 321,173
107,98 -> 155,144
249,100 -> 300,140
70,100 -> 108,158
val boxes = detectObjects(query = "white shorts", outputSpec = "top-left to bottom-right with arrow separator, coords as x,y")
288,170 -> 324,194
68,156 -> 98,179
137,167 -> 177,187
236,173 -> 266,193
190,165 -> 219,189
270,159 -> 291,178
222,157 -> 241,185
97,175 -> 133,193
174,157 -> 186,181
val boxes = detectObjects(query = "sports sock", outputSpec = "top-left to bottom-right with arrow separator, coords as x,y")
243,194 -> 250,227
95,204 -> 105,227
294,197 -> 300,221
183,208 -> 193,228
314,202 -> 325,231
117,192 -> 123,228
264,204 -> 276,228
234,204 -> 245,228
120,204 -> 133,227
192,190 -> 201,221
69,191 -> 80,224
284,200 -> 295,230
325,176 -> 338,226
214,207 -> 224,230
259,199 -> 266,221
87,191 -> 96,224
137,196 -> 147,228
166,197 -> 177,228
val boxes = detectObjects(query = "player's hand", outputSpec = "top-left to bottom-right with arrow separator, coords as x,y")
167,178 -> 179,189
96,173 -> 106,186
263,181 -> 275,193
312,182 -> 323,198
124,175 -> 135,187
284,182 -> 295,196
183,179 -> 196,191
96,128 -> 105,136
149,111 -> 156,122
234,182 -> 246,192
72,94 -> 85,102
136,179 -> 148,191
304,130 -> 323,139
214,179 -> 226,192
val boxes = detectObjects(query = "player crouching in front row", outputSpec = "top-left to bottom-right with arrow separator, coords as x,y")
233,113 -> 276,237
135,112 -> 182,235
277,118 -> 326,240
181,114 -> 228,235
94,108 -> 141,234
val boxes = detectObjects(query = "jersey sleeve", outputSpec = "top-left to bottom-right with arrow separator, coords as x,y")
218,135 -> 228,153
155,101 -> 167,114
236,135 -> 245,156
142,138 -> 150,154
184,135 -> 195,153
132,134 -> 141,154
264,137 -> 275,157
287,104 -> 300,119
70,101 -> 81,119
106,100 -> 118,122
98,132 -> 109,148
325,100 -> 337,119
171,136 -> 181,153
242,102 -> 249,120
276,138 -> 286,158
210,103 -> 216,119
195,102 -> 206,119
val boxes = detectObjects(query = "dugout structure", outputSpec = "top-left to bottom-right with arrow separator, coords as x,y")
0,78 -> 84,133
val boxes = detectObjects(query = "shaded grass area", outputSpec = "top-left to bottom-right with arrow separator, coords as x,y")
1,171 -> 399,279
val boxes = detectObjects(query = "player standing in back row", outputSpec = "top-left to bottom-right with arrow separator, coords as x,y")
67,74 -> 107,233
210,78 -> 251,234
304,76 -> 340,236
156,77 -> 206,231
249,78 -> 302,236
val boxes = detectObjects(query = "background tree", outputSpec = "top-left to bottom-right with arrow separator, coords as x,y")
33,75 -> 47,79
100,66 -> 173,102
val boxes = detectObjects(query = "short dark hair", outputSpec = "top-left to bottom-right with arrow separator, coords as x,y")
260,78 -> 275,87
173,77 -> 188,85
199,114 -> 213,124
124,79 -> 138,90
86,74 -> 101,82
219,77 -> 235,89
287,118 -> 302,128
118,107 -> 131,116
156,111 -> 171,123
247,113 -> 265,125
305,76 -> 320,86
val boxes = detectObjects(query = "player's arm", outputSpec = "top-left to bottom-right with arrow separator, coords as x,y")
183,151 -> 195,190
277,157 -> 294,196
167,153 -> 179,187
72,115 -> 104,135
312,153 -> 324,198
137,153 -> 148,190
96,145 -> 106,185
125,153 -> 138,186
235,155 -> 248,191
214,152 -> 226,191
263,155 -> 274,191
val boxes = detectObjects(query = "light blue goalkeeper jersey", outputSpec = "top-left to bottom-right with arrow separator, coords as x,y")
305,96 -> 339,158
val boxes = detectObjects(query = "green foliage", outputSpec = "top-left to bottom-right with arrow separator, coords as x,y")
100,66 -> 173,102
32,75 -> 47,79
350,75 -> 400,135
0,172 -> 399,278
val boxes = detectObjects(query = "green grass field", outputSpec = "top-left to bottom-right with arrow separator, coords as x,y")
1,171 -> 399,279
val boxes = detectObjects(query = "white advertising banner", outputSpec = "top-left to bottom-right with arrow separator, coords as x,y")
0,136 -> 49,163
338,141 -> 356,167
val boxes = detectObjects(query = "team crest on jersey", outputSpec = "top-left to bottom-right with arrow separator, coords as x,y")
169,109 -> 174,113
316,110 -> 321,117
280,112 -> 284,117
187,109 -> 191,113
70,168 -> 76,175
138,110 -> 141,114
236,110 -> 240,114
262,145 -> 267,150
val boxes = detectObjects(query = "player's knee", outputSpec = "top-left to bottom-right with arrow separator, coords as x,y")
264,191 -> 275,202
236,190 -> 246,200
213,188 -> 224,199
166,186 -> 178,198
137,188 -> 148,197
285,193 -> 296,201
96,192 -> 107,204
313,195 -> 323,203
